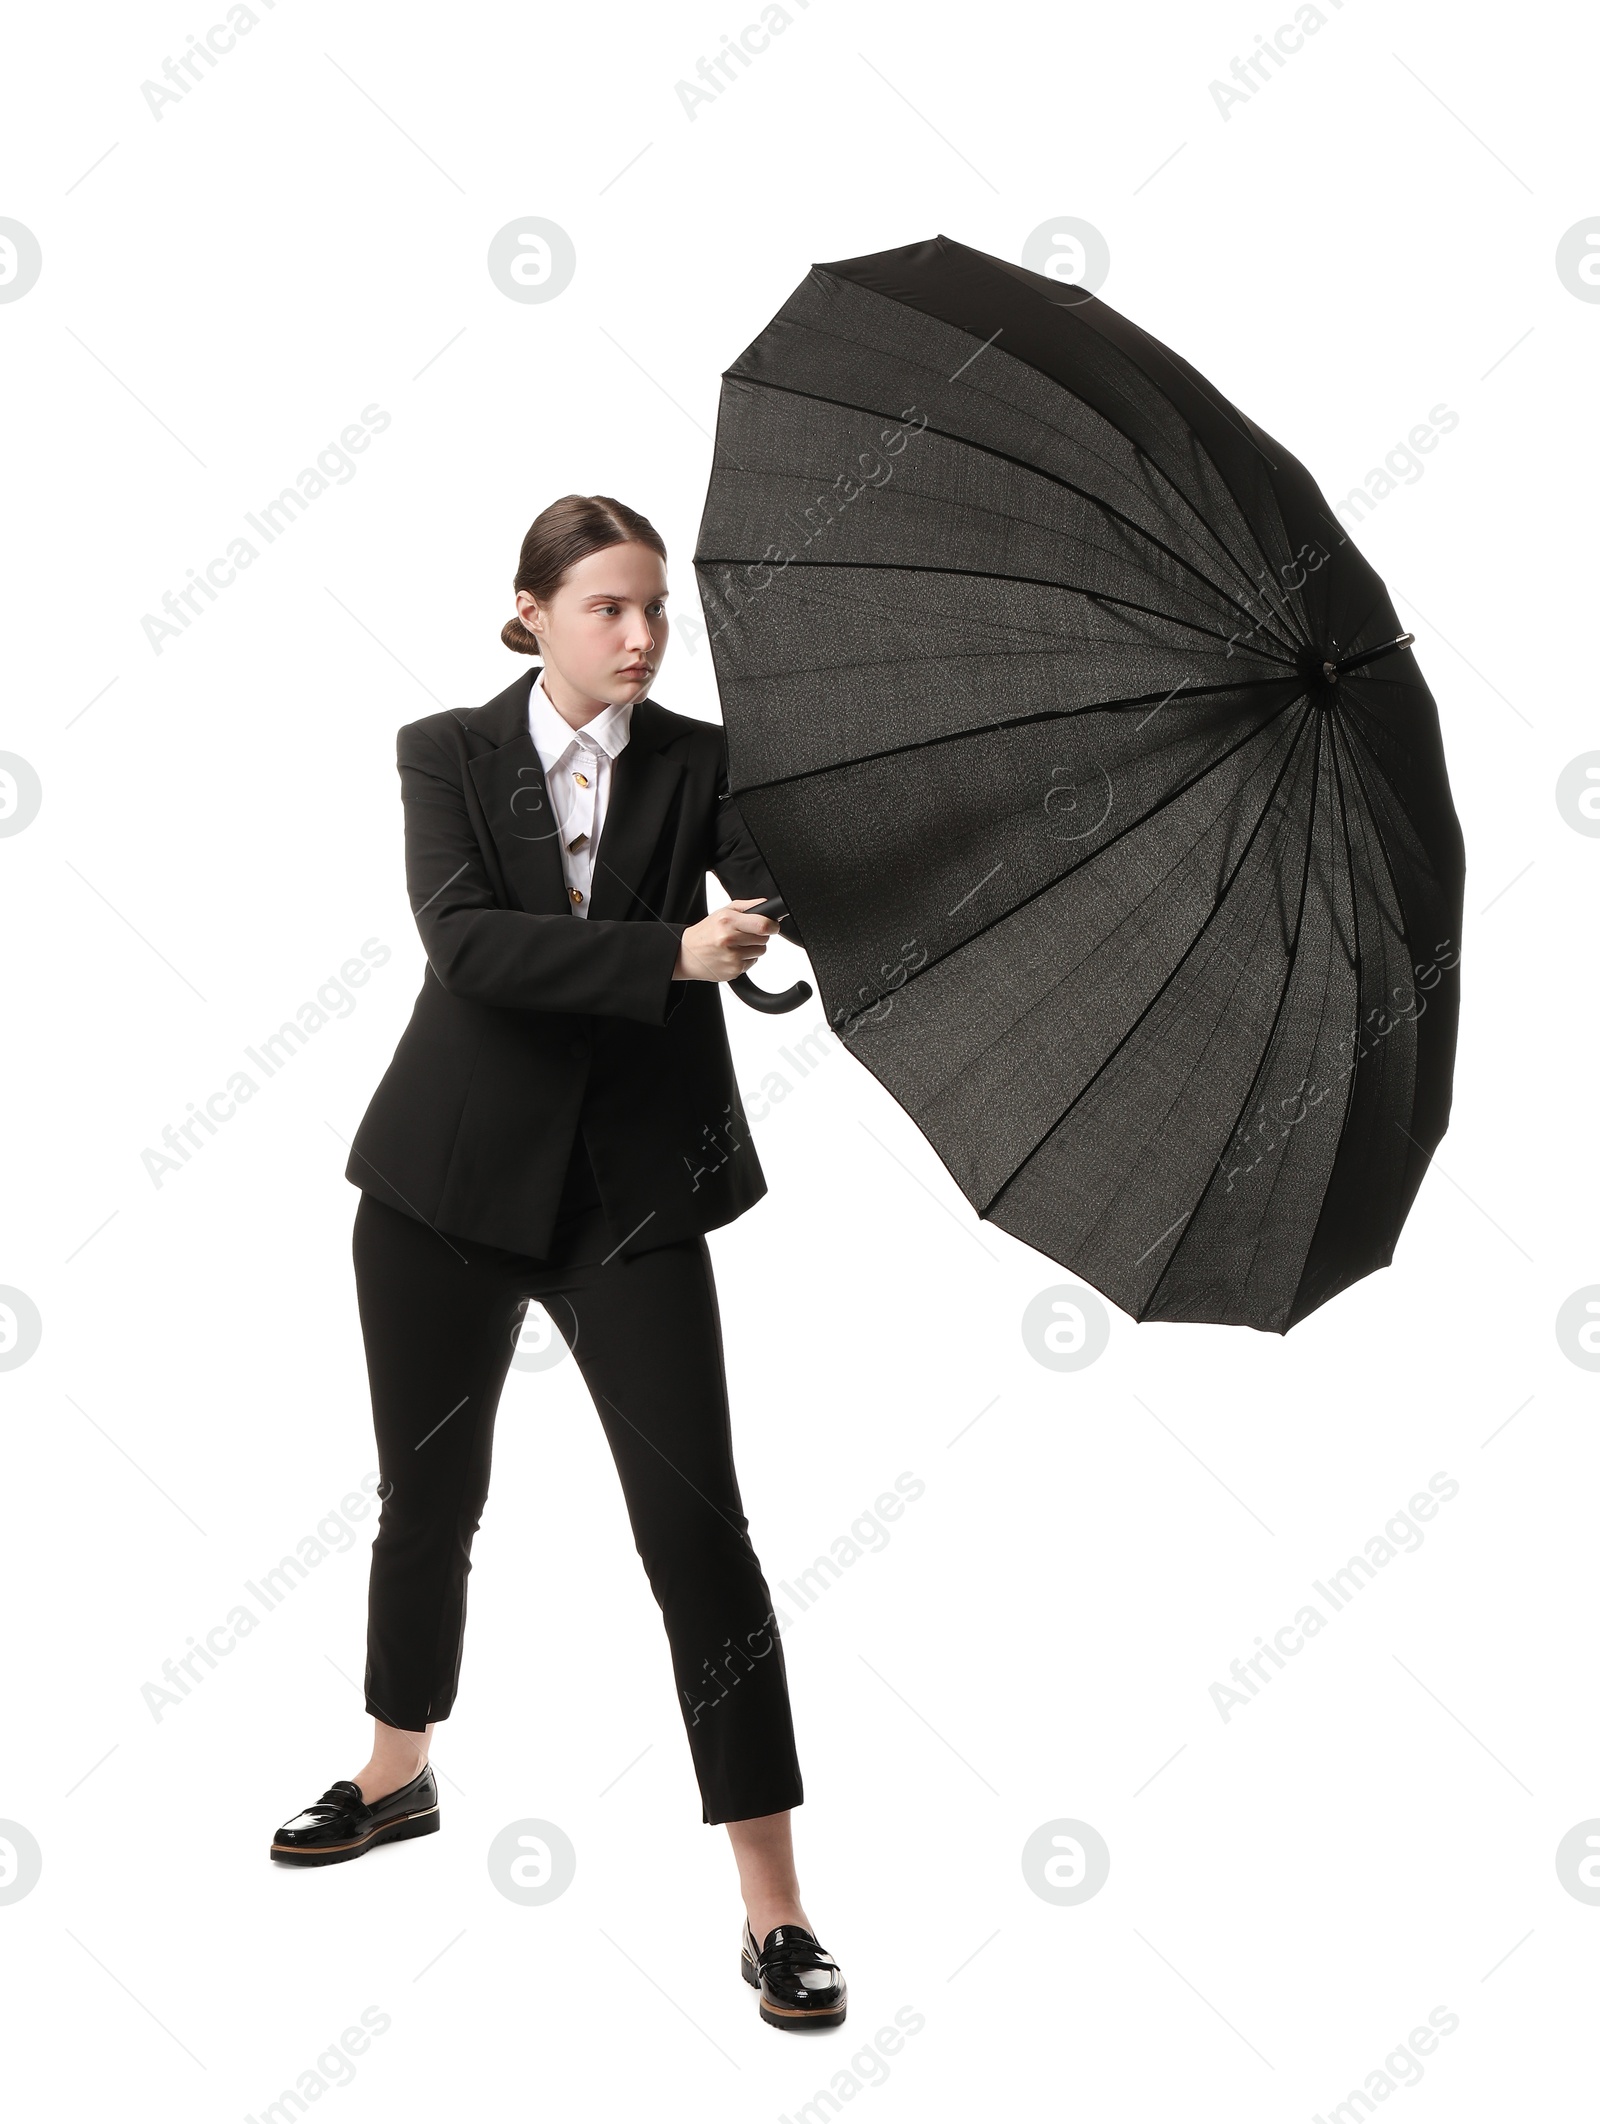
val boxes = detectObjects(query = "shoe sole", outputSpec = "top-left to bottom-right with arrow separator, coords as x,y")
270,1806 -> 440,1866
741,1947 -> 847,2028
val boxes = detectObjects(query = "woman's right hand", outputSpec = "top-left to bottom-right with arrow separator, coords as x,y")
672,899 -> 779,983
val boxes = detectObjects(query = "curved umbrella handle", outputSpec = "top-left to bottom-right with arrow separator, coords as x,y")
728,896 -> 813,1014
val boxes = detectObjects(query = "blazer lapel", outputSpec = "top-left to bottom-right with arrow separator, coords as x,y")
586,715 -> 684,923
467,670 -> 569,916
465,667 -> 684,924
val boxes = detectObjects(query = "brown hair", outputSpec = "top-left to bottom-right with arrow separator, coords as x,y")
500,493 -> 668,655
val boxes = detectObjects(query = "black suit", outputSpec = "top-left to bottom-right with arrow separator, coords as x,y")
343,663 -> 807,1825
345,663 -> 799,1259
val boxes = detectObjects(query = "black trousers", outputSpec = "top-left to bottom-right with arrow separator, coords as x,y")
351,1142 -> 803,1826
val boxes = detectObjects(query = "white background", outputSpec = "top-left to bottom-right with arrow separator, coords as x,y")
2,0 -> 1595,2116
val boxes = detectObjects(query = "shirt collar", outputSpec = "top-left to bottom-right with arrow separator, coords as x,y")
527,669 -> 634,773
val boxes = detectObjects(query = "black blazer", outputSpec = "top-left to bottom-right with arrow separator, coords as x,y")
344,663 -> 799,1257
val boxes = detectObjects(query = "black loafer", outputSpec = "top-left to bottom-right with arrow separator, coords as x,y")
270,1764 -> 439,1866
740,1918 -> 847,2029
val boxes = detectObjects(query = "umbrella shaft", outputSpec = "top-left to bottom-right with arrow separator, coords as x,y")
1332,631 -> 1415,677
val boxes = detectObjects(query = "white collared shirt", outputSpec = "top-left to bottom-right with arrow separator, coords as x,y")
527,671 -> 634,917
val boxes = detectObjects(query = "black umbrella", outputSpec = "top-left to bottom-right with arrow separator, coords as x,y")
695,234 -> 1464,1333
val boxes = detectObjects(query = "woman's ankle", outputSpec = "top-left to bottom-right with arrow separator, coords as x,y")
353,1722 -> 432,1801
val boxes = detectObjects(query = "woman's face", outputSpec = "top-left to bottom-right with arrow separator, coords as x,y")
518,540 -> 669,705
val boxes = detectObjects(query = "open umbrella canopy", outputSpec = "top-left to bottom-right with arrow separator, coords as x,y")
693,233 -> 1464,1333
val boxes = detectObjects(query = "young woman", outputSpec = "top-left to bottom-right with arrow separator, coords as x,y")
268,494 -> 846,2031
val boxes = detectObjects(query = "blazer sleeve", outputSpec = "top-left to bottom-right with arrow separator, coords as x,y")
398,724 -> 688,1022
709,732 -> 806,950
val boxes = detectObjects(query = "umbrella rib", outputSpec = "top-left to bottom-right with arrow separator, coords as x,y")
1139,709 -> 1328,1323
1325,710 -> 1421,966
711,371 -> 1306,659
1331,685 -> 1430,808
976,698 -> 1320,1216
696,553 -> 1304,673
1281,717 -> 1372,1330
1321,710 -> 1435,1215
733,670 -> 1305,801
